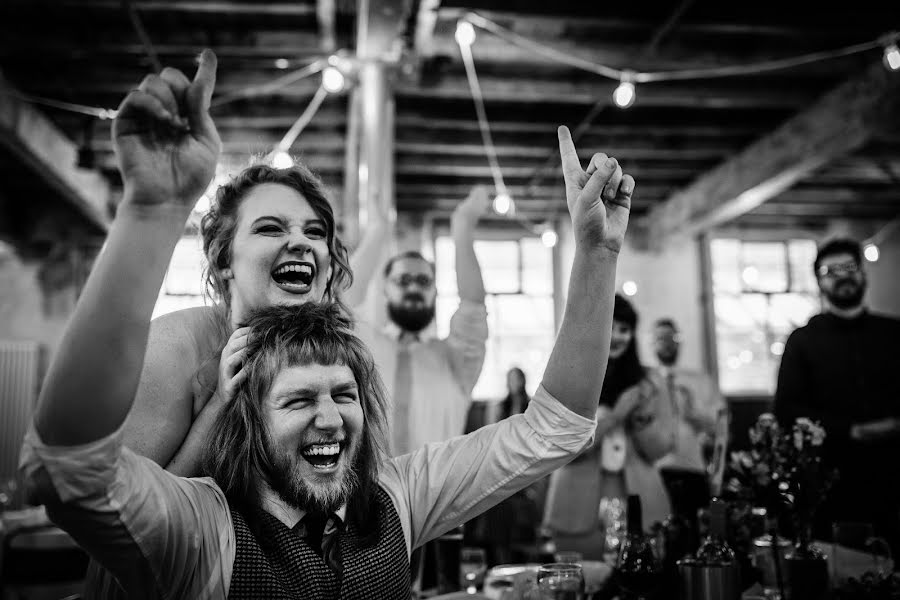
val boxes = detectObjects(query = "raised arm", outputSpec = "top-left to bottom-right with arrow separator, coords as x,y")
34,51 -> 220,445
541,127 -> 634,420
451,185 -> 488,305
342,206 -> 390,308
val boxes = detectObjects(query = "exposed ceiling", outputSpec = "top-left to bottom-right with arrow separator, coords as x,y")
2,0 -> 900,247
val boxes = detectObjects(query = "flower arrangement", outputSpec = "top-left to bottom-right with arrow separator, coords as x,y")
723,413 -> 837,543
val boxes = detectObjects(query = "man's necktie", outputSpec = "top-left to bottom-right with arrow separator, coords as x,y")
301,512 -> 342,574
392,343 -> 413,456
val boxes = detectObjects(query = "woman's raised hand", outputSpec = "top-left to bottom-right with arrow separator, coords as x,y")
113,49 -> 221,209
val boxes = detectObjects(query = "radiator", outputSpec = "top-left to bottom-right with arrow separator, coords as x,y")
0,339 -> 41,509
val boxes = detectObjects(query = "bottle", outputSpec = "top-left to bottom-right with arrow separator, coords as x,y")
615,495 -> 663,599
695,498 -> 736,565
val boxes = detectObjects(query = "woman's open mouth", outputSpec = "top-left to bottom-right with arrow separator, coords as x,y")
272,261 -> 315,294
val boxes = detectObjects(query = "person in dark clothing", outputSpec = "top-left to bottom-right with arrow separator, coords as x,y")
774,238 -> 900,557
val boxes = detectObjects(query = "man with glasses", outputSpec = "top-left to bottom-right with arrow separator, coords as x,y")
775,238 -> 900,557
357,186 -> 489,457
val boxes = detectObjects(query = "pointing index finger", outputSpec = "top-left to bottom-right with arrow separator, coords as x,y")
557,126 -> 583,188
193,49 -> 217,110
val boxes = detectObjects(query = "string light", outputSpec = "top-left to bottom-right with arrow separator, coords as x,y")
274,58 -> 290,70
272,150 -> 293,169
864,243 -> 880,262
322,66 -> 346,93
612,71 -> 636,109
540,227 -> 558,248
883,33 -> 900,70
493,193 -> 512,215
455,20 -> 476,47
622,280 -> 638,296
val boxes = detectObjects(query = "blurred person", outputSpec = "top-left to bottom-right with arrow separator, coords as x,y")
350,187 -> 490,457
775,237 -> 900,556
464,367 -> 539,566
543,295 -> 674,560
498,366 -> 531,421
652,318 -> 727,474
18,50 -> 636,597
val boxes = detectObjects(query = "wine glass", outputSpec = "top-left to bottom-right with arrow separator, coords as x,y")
459,546 -> 487,594
537,563 -> 585,600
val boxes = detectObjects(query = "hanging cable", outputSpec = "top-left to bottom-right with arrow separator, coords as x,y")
267,84 -> 330,168
122,0 -> 162,73
211,58 -> 327,108
457,25 -> 509,201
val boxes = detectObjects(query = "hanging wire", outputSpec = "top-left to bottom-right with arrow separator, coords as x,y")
122,0 -> 163,73
458,37 -> 508,198
275,84 -> 330,152
211,58 -> 327,108
464,11 -> 887,83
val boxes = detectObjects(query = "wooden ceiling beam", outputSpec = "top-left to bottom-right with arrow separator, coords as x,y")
640,62 -> 900,249
31,72 -> 814,109
0,74 -> 110,232
55,1 -> 317,16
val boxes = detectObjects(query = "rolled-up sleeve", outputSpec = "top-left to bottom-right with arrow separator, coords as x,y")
19,425 -> 233,599
445,299 -> 488,395
381,385 -> 595,555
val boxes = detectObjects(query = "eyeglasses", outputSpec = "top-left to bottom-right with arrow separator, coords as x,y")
816,261 -> 861,278
391,274 -> 434,288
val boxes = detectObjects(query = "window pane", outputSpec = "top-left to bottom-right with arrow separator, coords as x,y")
163,237 -> 206,296
788,239 -> 818,292
710,239 -> 741,293
473,295 -> 555,400
474,240 -> 520,294
521,238 -> 553,296
740,242 -> 787,293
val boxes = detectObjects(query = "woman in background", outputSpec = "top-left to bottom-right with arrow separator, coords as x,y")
542,294 -> 673,559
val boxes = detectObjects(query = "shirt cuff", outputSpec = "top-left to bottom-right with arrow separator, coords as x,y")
454,299 -> 488,319
523,385 -> 597,452
19,423 -> 124,504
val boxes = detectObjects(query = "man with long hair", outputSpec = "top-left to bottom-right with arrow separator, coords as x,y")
20,51 -> 634,598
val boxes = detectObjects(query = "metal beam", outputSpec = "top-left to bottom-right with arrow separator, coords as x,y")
640,62 -> 900,249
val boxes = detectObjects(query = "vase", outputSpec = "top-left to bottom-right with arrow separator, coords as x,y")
786,521 -> 829,600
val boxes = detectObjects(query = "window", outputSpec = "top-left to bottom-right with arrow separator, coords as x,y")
152,235 -> 208,319
434,235 -> 555,401
711,239 -> 819,395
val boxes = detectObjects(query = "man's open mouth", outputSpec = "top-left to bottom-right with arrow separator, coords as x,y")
301,442 -> 342,470
272,261 -> 315,293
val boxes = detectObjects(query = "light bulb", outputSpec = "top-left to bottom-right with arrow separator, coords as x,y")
622,280 -> 638,296
455,21 -> 476,47
612,80 -> 636,109
492,193 -> 512,215
322,66 -> 345,93
884,43 -> 900,71
272,150 -> 293,169
742,266 -> 759,286
541,229 -> 558,248
274,58 -> 290,70
864,243 -> 880,262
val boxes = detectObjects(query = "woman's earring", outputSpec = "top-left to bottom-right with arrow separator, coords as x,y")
222,268 -> 233,280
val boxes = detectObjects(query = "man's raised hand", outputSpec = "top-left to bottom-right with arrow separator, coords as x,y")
557,126 -> 634,254
113,49 -> 221,209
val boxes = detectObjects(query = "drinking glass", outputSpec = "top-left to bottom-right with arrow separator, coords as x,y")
537,563 -> 585,600
554,551 -> 584,565
831,522 -> 893,582
460,547 -> 488,594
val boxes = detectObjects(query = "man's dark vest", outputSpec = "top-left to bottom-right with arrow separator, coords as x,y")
229,486 -> 410,599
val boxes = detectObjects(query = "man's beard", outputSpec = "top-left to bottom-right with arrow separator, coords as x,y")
656,348 -> 678,366
388,294 -> 435,332
824,278 -> 866,310
266,442 -> 360,514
